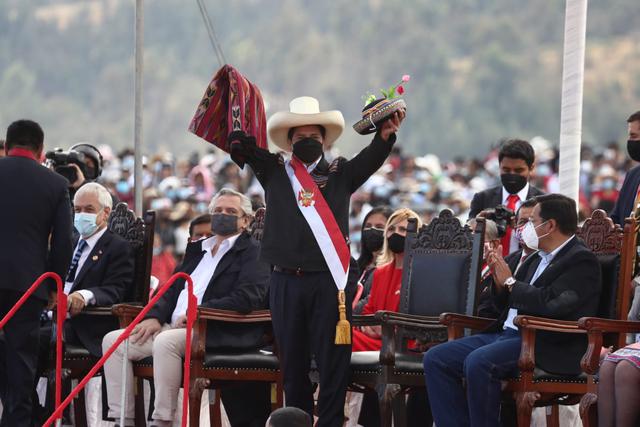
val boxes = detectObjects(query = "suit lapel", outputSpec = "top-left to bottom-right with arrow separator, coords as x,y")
71,231 -> 111,292
530,237 -> 579,288
492,187 -> 503,207
204,234 -> 249,294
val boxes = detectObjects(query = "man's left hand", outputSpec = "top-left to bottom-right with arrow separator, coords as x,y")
67,292 -> 86,316
379,110 -> 406,142
487,245 -> 512,289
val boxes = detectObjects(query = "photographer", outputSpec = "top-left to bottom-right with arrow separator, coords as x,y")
46,143 -> 115,205
469,139 -> 544,256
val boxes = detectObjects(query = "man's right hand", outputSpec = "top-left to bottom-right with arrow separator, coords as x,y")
69,163 -> 86,190
130,318 -> 162,345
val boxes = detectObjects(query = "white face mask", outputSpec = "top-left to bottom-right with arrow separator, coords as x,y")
521,220 -> 550,251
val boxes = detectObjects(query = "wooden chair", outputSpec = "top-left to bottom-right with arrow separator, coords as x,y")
46,203 -> 155,426
439,209 -> 635,427
347,209 -> 485,426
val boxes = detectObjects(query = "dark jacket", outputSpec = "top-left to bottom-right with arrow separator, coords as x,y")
0,155 -> 73,300
476,250 -> 524,319
146,232 -> 270,351
67,230 -> 134,356
468,184 -> 545,219
610,164 -> 640,226
246,133 -> 395,271
485,237 -> 601,375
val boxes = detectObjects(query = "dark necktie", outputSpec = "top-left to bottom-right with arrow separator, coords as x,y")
66,239 -> 88,282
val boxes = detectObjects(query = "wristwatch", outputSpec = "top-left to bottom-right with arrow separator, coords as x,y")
504,277 -> 516,292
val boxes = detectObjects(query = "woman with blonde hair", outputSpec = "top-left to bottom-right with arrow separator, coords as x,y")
351,208 -> 422,351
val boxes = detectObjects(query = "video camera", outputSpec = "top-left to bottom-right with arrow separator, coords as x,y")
45,148 -> 88,184
483,205 -> 515,238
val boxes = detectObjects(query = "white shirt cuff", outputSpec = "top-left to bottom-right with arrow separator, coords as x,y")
76,289 -> 96,306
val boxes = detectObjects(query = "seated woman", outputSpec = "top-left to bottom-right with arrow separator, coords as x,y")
597,317 -> 640,426
352,208 -> 422,352
354,206 -> 394,314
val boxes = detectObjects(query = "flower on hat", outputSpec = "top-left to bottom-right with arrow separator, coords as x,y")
363,74 -> 410,106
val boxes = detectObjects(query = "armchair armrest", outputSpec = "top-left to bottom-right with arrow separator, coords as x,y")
352,314 -> 379,327
513,315 -> 584,373
80,307 -> 115,316
111,304 -> 144,328
439,312 -> 495,340
192,308 -> 273,362
578,317 -> 640,374
375,311 -> 442,328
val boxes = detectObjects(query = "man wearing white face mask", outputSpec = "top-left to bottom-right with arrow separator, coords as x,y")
424,194 -> 601,427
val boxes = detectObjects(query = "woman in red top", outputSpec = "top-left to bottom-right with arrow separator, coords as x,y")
352,208 -> 422,351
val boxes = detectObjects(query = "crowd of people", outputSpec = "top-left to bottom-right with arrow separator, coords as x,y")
2,101 -> 640,427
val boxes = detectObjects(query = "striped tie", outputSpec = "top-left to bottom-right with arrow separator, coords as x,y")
66,239 -> 88,282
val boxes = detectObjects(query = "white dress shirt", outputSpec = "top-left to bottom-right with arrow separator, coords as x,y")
64,227 -> 108,304
502,182 -> 530,253
170,233 -> 240,326
503,235 -> 575,330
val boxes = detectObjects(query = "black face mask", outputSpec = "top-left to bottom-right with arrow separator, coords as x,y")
500,173 -> 527,195
387,233 -> 406,254
211,213 -> 239,236
361,228 -> 384,253
292,138 -> 323,163
628,140 -> 640,162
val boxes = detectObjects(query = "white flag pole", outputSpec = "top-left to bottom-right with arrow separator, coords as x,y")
558,0 -> 588,202
134,0 -> 144,216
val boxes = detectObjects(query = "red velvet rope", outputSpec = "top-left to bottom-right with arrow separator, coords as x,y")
0,272 -> 66,423
43,272 -> 196,427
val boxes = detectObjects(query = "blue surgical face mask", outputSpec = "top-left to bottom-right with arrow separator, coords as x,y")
74,212 -> 99,238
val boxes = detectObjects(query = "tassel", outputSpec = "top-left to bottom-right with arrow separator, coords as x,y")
335,290 -> 351,345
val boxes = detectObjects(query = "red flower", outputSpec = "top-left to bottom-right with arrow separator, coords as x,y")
397,85 -> 405,95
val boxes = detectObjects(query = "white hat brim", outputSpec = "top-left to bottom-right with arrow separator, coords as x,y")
267,111 -> 345,152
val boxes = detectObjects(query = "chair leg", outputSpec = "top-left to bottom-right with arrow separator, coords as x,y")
391,392 -> 407,427
209,388 -> 222,427
515,392 -> 539,427
275,377 -> 284,409
377,384 -> 399,427
73,388 -> 88,427
189,378 -> 209,427
134,377 -> 147,426
545,405 -> 560,427
580,392 -> 598,427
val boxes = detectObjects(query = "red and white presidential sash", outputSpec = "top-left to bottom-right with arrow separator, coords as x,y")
285,157 -> 350,290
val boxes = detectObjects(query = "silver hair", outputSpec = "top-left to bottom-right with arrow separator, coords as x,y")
467,218 -> 499,241
208,188 -> 253,216
74,182 -> 112,210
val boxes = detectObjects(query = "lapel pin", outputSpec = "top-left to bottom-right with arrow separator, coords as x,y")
92,255 -> 99,261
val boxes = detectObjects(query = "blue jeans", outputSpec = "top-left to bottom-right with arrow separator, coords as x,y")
423,328 -> 521,427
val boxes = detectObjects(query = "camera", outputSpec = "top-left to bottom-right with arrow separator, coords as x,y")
45,148 -> 88,184
483,205 -> 515,238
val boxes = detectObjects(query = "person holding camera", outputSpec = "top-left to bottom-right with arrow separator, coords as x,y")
469,139 -> 544,256
46,142 -> 105,199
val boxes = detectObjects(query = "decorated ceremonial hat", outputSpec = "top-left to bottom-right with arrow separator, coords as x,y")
267,96 -> 345,152
353,75 -> 409,135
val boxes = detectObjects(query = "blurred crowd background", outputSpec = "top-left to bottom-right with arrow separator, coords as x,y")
76,136 -> 630,268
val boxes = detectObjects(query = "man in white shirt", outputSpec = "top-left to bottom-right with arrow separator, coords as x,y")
424,194 -> 601,427
103,188 -> 271,427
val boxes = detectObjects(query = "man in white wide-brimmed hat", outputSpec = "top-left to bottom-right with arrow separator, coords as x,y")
233,95 -> 404,427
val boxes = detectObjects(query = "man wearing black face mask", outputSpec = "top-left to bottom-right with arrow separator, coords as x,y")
102,188 -> 272,427
469,139 -> 544,256
235,96 -> 404,427
611,111 -> 640,226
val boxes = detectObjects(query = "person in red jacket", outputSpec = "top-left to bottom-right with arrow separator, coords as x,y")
352,208 -> 422,351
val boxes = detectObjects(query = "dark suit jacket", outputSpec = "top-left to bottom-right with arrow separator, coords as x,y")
484,237 -> 601,375
67,230 -> 134,356
146,232 -> 270,351
610,164 -> 640,226
476,250 -> 524,319
468,184 -> 545,219
0,155 -> 73,300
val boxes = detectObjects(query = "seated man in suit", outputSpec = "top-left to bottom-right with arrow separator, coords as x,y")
424,194 -> 601,427
103,188 -> 271,427
469,139 -> 544,256
38,182 -> 134,358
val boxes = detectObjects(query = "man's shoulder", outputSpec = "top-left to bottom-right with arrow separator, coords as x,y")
100,229 -> 131,252
1,157 -> 69,189
560,237 -> 598,264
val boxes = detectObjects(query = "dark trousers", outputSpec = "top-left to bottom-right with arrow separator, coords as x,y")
423,328 -> 521,427
0,290 -> 46,427
220,381 -> 272,427
270,270 -> 353,427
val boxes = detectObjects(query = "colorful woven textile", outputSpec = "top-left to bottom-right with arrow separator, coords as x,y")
189,64 -> 267,152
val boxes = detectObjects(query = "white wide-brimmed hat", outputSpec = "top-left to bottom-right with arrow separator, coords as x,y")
267,96 -> 345,152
